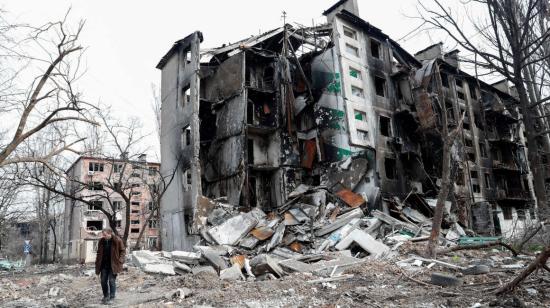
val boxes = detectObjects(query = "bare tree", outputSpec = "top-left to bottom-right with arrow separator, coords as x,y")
419,0 -> 550,289
0,9 -> 96,168
419,0 -> 550,218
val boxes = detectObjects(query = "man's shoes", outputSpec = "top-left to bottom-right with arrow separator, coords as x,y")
101,297 -> 109,304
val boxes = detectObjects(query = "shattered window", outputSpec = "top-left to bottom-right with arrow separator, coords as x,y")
472,184 -> 480,193
484,173 -> 491,188
374,76 -> 386,97
349,67 -> 362,79
354,110 -> 367,122
343,26 -> 357,40
88,201 -> 102,211
88,162 -> 104,172
112,201 -> 122,211
465,138 -> 473,147
345,43 -> 359,57
370,39 -> 381,59
470,171 -> 478,178
181,86 -> 190,108
379,116 -> 391,137
351,86 -> 364,98
517,209 -> 526,220
148,220 -> 159,229
457,91 -> 465,100
115,220 -> 122,228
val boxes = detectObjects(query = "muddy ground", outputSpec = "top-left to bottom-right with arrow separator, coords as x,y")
1,245 -> 548,307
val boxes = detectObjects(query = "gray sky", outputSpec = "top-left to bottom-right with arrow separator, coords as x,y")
2,0 -> 444,161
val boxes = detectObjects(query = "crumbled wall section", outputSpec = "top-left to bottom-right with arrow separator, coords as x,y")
158,32 -> 202,251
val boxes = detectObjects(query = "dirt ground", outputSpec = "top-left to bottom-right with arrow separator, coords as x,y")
1,245 -> 548,307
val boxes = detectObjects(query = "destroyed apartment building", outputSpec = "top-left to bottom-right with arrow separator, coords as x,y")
156,0 -> 544,253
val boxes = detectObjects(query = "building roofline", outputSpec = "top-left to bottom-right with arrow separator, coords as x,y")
323,0 -> 350,16
156,31 -> 203,70
65,155 -> 160,174
336,10 -> 422,68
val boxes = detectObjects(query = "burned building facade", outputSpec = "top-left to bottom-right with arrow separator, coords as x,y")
158,0 -> 539,251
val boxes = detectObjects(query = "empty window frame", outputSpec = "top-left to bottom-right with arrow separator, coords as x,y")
370,39 -> 381,59
345,43 -> 359,57
457,91 -> 466,100
115,220 -> 122,228
88,201 -> 102,211
354,110 -> 367,122
131,201 -> 140,206
349,66 -> 362,79
148,166 -> 157,176
148,220 -> 159,229
470,170 -> 478,179
357,129 -> 369,142
502,206 -> 513,220
343,26 -> 357,40
89,162 -> 104,172
131,220 -> 140,225
181,126 -> 191,148
374,76 -> 386,97
131,228 -> 140,233
86,221 -> 103,231
351,85 -> 364,98
180,85 -> 190,108
113,163 -> 123,173
469,83 -> 477,99
379,115 -> 391,137
465,138 -> 473,147
112,201 -> 122,211
472,184 -> 481,193
88,181 -> 103,191
131,209 -> 140,214
385,158 -> 397,180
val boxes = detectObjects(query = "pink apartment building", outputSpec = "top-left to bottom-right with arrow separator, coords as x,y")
62,155 -> 160,263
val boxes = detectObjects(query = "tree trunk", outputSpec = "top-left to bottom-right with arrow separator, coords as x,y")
495,245 -> 550,294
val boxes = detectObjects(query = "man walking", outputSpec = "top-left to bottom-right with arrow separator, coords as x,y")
23,239 -> 33,267
95,227 -> 125,304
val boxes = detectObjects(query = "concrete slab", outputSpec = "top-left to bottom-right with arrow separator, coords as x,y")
220,264 -> 244,281
335,229 -> 390,258
207,213 -> 258,245
143,263 -> 176,275
171,251 -> 201,264
315,208 -> 364,236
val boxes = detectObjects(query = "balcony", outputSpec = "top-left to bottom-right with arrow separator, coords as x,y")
495,188 -> 530,201
492,160 -> 520,171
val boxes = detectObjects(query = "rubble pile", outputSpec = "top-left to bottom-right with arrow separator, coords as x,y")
132,180 -> 472,282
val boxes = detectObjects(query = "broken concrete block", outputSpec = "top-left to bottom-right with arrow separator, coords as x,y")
287,208 -> 310,223
284,212 -> 300,226
315,208 -> 364,236
191,266 -> 217,275
239,236 -> 260,249
173,261 -> 192,273
202,251 -> 228,270
279,259 -> 315,273
171,251 -> 201,264
288,184 -> 310,198
335,229 -> 390,258
164,287 -> 192,300
207,213 -> 258,245
143,263 -> 176,275
132,250 -> 162,267
48,286 -> 60,297
250,254 -> 285,278
208,207 -> 230,226
266,223 -> 285,251
220,264 -> 244,281
317,218 -> 361,252
250,227 -> 275,240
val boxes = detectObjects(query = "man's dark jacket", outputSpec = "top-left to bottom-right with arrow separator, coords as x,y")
95,235 -> 125,274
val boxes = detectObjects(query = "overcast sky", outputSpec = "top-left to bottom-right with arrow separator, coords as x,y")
2,0 -> 450,161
